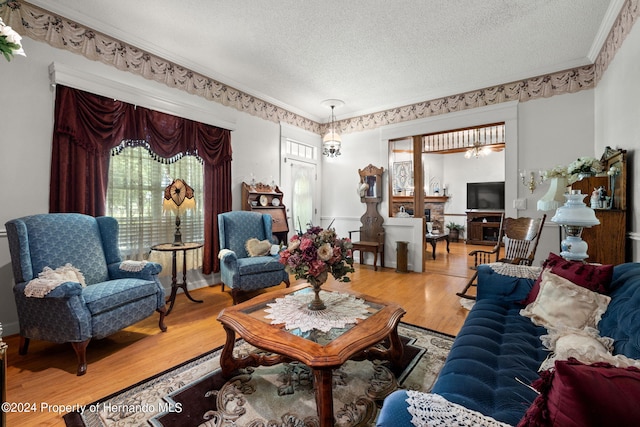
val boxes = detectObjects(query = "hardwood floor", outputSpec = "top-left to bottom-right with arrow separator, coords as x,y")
3,240 -> 482,426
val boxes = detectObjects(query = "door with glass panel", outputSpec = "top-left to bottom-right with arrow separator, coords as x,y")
286,159 -> 317,234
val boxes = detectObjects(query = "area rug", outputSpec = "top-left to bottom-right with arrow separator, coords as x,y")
64,323 -> 454,427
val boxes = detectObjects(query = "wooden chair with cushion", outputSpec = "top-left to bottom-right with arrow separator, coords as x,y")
457,213 -> 546,299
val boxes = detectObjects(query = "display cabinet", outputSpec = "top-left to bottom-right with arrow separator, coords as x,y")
569,147 -> 627,265
241,182 -> 289,243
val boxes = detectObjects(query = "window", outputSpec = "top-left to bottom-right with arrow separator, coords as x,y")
106,145 -> 204,260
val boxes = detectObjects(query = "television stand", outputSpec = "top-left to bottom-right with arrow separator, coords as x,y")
466,210 -> 504,245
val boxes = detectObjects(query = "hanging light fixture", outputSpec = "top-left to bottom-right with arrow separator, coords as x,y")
322,99 -> 344,157
464,128 -> 492,159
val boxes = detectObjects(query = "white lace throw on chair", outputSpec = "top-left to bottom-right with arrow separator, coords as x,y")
24,264 -> 86,298
487,262 -> 542,280
406,392 -> 511,427
119,260 -> 148,272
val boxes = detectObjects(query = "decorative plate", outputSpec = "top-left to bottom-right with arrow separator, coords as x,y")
272,197 -> 280,206
259,195 -> 268,206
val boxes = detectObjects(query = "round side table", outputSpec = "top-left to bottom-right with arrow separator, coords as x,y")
151,242 -> 204,315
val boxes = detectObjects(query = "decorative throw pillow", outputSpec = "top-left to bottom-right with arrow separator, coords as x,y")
538,327 -> 613,371
518,358 -> 640,427
245,238 -> 272,257
521,252 -> 614,305
520,269 -> 611,330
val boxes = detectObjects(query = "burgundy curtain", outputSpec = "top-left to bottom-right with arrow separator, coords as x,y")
50,85 -> 232,273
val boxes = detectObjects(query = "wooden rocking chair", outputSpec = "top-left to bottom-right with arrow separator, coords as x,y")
457,214 -> 546,299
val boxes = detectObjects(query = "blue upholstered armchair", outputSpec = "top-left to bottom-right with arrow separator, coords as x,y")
218,211 -> 290,304
5,213 -> 167,376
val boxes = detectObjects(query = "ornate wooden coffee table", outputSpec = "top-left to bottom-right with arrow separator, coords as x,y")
217,284 -> 406,427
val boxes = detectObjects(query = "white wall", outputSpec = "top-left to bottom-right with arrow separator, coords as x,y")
516,90 -> 597,263
595,17 -> 640,261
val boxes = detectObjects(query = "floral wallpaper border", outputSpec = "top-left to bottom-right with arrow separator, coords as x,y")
2,0 -> 638,136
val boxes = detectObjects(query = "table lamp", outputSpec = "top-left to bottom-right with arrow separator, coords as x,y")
551,190 -> 600,261
163,179 -> 196,246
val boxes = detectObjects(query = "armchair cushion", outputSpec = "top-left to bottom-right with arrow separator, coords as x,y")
82,278 -> 160,315
237,255 -> 284,275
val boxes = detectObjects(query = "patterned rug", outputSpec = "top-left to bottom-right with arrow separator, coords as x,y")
63,323 -> 454,427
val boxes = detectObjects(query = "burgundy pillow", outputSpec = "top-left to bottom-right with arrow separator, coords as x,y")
521,253 -> 614,305
518,358 -> 640,427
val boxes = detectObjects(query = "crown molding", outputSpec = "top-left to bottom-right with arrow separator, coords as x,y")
3,0 -> 637,136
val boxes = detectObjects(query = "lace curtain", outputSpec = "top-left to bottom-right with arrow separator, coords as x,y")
106,146 -> 204,272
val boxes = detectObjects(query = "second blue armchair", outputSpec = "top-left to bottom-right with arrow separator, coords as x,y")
218,211 -> 290,304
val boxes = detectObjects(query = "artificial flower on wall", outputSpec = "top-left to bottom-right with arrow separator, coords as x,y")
0,17 -> 25,61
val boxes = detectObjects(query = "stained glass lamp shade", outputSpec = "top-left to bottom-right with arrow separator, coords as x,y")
163,179 -> 196,246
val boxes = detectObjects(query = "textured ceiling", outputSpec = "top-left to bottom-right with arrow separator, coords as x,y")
29,0 -> 623,121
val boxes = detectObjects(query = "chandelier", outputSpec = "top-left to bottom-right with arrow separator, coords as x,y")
322,100 -> 343,157
464,128 -> 491,159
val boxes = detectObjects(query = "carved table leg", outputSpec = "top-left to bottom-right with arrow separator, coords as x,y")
219,325 -> 289,379
220,325 -> 239,379
313,367 -> 335,427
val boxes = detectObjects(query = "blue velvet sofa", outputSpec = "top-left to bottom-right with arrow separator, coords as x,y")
377,261 -> 640,426
5,213 -> 167,376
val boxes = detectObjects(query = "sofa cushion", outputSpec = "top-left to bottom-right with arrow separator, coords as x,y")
431,299 -> 548,426
522,253 -> 613,305
82,278 -> 158,315
520,270 -> 611,330
518,358 -> 640,427
598,263 -> 640,359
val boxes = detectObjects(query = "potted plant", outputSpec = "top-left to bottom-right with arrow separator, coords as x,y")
446,222 -> 465,242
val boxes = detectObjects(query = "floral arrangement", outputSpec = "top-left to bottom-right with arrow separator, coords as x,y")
279,226 -> 354,286
540,165 -> 569,181
0,17 -> 26,61
542,157 -> 604,184
567,156 -> 603,175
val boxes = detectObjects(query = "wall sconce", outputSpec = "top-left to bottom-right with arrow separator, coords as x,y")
519,170 -> 541,193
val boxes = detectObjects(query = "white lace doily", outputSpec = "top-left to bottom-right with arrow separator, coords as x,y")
264,290 -> 370,333
406,392 -> 511,427
488,262 -> 542,280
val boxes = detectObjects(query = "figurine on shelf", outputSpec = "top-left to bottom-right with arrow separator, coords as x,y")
591,188 -> 599,209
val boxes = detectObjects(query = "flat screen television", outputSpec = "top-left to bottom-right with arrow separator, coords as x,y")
467,181 -> 505,210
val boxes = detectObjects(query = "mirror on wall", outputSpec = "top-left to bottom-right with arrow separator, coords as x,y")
358,164 -> 383,202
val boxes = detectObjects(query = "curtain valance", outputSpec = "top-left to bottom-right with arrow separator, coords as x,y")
50,84 -> 232,274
